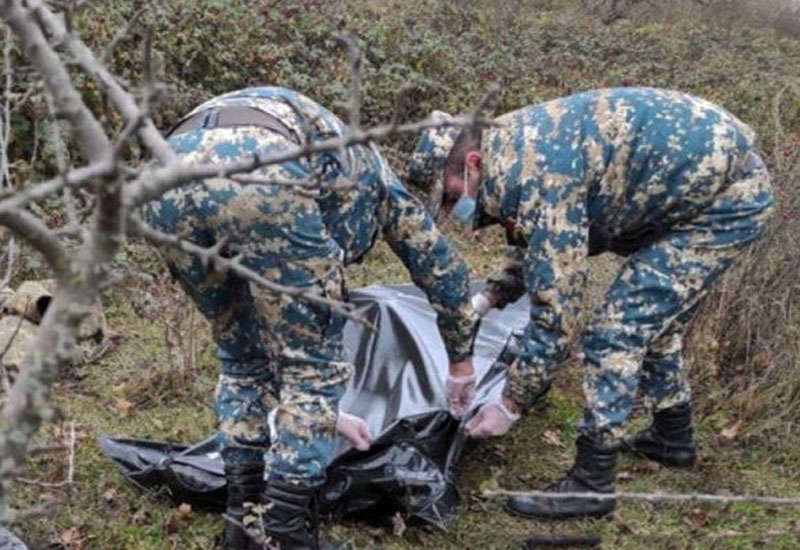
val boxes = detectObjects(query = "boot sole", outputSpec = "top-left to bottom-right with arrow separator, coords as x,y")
504,499 -> 615,521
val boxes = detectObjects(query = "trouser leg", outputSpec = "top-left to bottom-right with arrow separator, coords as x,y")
580,160 -> 773,442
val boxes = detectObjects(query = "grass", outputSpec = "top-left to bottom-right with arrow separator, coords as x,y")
6,0 -> 800,548
10,239 -> 800,549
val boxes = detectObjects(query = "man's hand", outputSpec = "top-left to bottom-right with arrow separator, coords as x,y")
465,398 -> 521,439
446,358 -> 477,417
336,412 -> 373,451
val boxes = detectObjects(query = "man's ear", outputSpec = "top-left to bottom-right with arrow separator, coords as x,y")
465,150 -> 482,170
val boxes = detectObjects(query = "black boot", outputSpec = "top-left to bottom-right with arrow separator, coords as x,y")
257,479 -> 341,550
506,435 -> 617,520
622,403 -> 697,469
223,460 -> 265,550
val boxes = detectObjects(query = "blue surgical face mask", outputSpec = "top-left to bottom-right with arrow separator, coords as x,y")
451,163 -> 476,225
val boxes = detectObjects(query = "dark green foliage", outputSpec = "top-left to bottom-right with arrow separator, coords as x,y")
58,0 -> 799,154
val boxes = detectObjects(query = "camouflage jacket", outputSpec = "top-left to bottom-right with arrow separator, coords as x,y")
478,87 -> 764,394
180,87 -> 479,362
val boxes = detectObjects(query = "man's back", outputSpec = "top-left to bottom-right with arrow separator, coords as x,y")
486,87 -> 759,243
169,86 -> 387,264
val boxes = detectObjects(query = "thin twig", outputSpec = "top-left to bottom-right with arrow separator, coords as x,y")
13,421 -> 77,489
9,0 -> 111,162
129,113 -> 498,207
9,81 -> 42,114
0,160 -> 115,212
10,500 -> 58,519
0,303 -> 28,365
100,4 -> 147,65
334,33 -> 362,131
228,174 -> 314,187
221,513 -> 269,547
482,488 -> 800,506
66,421 -> 76,485
129,217 -> 376,330
14,476 -> 71,488
28,443 -> 69,456
0,237 -> 17,290
111,112 -> 146,160
44,89 -> 83,237
1,26 -> 13,189
706,528 -> 800,540
469,83 -> 501,128
0,209 -> 67,271
389,83 -> 416,128
228,174 -> 356,190
31,0 -> 177,163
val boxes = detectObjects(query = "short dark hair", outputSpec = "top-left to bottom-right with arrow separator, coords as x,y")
443,125 -> 482,179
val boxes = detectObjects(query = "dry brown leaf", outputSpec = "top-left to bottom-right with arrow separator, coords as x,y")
685,508 -> 710,530
616,470 -> 636,482
720,420 -> 742,441
640,459 -> 661,473
541,430 -> 565,447
467,495 -> 489,513
176,503 -> 193,520
59,527 -> 83,550
112,397 -> 134,415
102,488 -> 117,505
131,508 -> 148,525
165,503 -> 194,535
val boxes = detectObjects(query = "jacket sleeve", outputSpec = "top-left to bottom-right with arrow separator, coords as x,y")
503,178 -> 589,410
376,156 -> 479,363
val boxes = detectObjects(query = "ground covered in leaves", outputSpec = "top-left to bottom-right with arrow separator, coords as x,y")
7,0 -> 800,548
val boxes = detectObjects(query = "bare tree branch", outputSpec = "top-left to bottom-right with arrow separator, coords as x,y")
128,113 -> 495,207
14,421 -> 76,489
43,90 -> 83,237
0,236 -> 17,290
4,0 -> 110,163
0,209 -> 67,271
29,0 -> 176,163
0,0 -> 499,524
0,0 -> 127,521
0,26 -> 13,189
0,301 -> 26,366
483,488 -> 800,506
129,217 -> 374,329
0,160 -> 115,212
335,33 -> 362,131
99,4 -> 147,66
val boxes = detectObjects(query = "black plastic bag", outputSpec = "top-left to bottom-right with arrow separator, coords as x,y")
101,283 -> 528,529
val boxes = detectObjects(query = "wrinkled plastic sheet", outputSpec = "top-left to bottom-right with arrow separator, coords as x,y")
0,528 -> 26,550
101,283 -> 528,529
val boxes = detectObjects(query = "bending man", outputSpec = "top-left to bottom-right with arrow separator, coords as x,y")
407,87 -> 773,519
144,86 -> 480,549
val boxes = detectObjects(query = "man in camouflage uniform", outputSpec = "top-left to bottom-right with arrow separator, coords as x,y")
143,86 -> 480,549
407,87 -> 774,519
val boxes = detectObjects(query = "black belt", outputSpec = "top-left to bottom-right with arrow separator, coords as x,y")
167,105 -> 299,143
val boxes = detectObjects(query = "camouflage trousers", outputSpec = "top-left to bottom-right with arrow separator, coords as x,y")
143,126 -> 352,485
577,151 -> 775,442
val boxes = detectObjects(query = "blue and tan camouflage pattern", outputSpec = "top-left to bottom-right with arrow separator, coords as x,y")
143,87 -> 478,483
468,87 -> 773,438
406,110 -> 460,217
